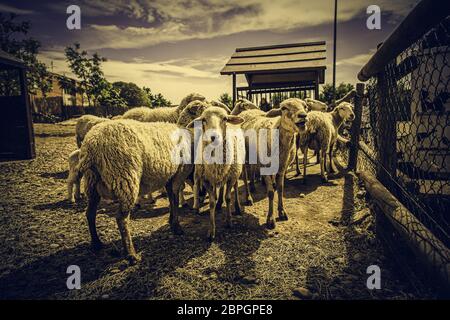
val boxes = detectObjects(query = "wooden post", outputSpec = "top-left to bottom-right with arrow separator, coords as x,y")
19,68 -> 35,159
357,171 -> 450,291
348,83 -> 365,170
376,61 -> 397,191
232,73 -> 236,109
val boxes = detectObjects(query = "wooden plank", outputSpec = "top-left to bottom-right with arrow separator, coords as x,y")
357,171 -> 450,291
348,83 -> 365,170
236,41 -> 325,52
232,45 -> 326,58
221,59 -> 326,74
227,51 -> 326,65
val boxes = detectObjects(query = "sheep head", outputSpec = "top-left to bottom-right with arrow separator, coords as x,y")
304,98 -> 327,112
178,92 -> 206,110
187,107 -> 244,145
208,100 -> 232,114
266,98 -> 308,133
231,99 -> 259,115
177,100 -> 209,127
334,102 -> 355,124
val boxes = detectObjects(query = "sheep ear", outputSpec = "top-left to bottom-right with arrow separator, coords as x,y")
266,108 -> 282,117
186,117 -> 202,128
226,115 -> 244,125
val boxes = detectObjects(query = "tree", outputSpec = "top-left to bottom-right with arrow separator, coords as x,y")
320,82 -> 355,105
219,93 -> 232,108
142,87 -> 171,107
0,13 -> 52,95
113,81 -> 150,107
64,43 -> 91,106
87,53 -> 109,106
151,93 -> 171,108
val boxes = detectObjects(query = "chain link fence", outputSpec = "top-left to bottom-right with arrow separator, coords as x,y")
355,16 -> 450,248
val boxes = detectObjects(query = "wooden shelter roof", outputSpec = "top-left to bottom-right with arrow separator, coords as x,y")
220,41 -> 327,76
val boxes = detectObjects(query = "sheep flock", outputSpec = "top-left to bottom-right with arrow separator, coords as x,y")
68,93 -> 356,265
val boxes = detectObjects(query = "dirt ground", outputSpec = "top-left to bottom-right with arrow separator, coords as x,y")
0,122 -> 437,299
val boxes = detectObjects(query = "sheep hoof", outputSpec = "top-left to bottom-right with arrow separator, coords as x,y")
207,231 -> 216,242
266,218 -> 276,229
171,223 -> 184,235
244,198 -> 253,206
295,170 -> 301,177
278,211 -> 289,221
321,175 -> 328,183
127,253 -> 142,265
234,207 -> 244,215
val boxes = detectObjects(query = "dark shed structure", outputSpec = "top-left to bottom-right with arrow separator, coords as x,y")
0,49 -> 35,161
221,41 -> 327,108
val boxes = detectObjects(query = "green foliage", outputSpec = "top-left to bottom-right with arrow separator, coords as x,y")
219,93 -> 232,108
320,82 -> 355,105
98,82 -> 127,108
143,86 -> 171,107
113,81 -> 151,107
0,13 -> 52,96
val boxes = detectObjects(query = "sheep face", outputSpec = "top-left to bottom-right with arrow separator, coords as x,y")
188,107 -> 244,144
267,98 -> 309,133
335,102 -> 355,123
177,100 -> 209,127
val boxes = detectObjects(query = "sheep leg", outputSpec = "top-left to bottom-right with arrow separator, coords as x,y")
234,181 -> 243,215
328,142 -> 336,173
264,175 -> 276,229
320,148 -> 328,182
302,145 -> 308,184
86,188 -> 103,251
67,169 -> 80,203
215,186 -> 224,212
242,166 -> 254,206
225,182 -> 233,228
207,186 -> 217,241
249,168 -> 256,193
316,148 -> 321,164
276,173 -> 288,221
295,146 -> 301,176
166,181 -> 183,235
116,211 -> 140,265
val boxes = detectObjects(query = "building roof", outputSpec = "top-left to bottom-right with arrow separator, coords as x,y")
0,49 -> 26,68
220,41 -> 327,75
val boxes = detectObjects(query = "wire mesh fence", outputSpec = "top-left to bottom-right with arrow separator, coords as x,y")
352,16 -> 450,248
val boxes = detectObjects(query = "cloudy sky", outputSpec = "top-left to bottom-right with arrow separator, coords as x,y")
0,0 -> 419,103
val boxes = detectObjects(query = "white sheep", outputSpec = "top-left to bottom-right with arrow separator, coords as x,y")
67,149 -> 81,203
75,115 -> 109,147
77,119 -> 193,264
187,107 -> 245,240
298,102 -> 355,182
121,93 -> 205,123
241,98 -> 309,229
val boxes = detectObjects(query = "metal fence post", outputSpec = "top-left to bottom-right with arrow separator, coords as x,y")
348,82 -> 365,170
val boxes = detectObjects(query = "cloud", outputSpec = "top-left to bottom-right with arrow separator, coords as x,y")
69,0 -> 418,50
336,51 -> 375,67
0,4 -> 35,15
